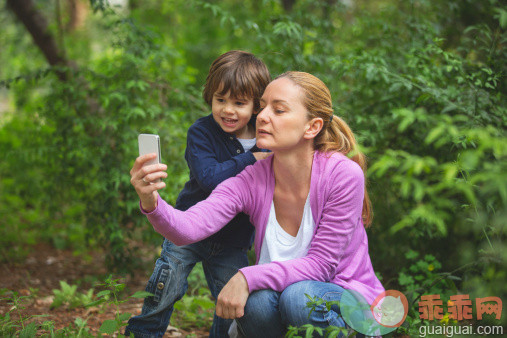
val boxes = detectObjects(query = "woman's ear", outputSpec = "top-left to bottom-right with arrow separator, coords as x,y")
303,118 -> 324,139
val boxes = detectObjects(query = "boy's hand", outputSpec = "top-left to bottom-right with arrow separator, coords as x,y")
252,152 -> 272,161
130,153 -> 168,212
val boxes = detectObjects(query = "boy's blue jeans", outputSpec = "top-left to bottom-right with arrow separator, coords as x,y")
125,238 -> 249,338
236,281 -> 353,338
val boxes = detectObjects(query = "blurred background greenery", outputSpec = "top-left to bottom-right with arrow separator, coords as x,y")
0,0 -> 505,333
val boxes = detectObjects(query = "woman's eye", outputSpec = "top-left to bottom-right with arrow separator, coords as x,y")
275,109 -> 285,114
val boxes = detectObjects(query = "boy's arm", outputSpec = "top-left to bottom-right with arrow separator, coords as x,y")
186,124 -> 256,192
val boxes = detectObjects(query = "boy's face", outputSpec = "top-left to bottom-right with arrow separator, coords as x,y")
212,90 -> 255,138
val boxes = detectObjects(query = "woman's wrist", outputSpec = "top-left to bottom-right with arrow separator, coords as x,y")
140,195 -> 158,213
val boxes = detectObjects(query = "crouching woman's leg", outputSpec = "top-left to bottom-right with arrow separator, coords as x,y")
235,289 -> 286,338
279,281 -> 347,332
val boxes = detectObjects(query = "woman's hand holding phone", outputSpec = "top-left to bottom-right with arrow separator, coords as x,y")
130,153 -> 168,212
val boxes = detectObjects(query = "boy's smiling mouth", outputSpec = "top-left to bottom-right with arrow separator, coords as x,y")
222,117 -> 238,126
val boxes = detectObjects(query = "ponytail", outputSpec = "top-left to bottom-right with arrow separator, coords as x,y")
275,71 -> 373,227
317,115 -> 373,227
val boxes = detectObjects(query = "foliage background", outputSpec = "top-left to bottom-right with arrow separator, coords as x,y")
0,0 -> 505,333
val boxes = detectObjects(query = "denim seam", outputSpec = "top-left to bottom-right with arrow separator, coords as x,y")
321,291 -> 343,327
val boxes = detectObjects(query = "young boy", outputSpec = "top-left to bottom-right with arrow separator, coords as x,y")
125,51 -> 271,338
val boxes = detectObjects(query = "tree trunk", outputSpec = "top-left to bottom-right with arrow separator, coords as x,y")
7,0 -> 102,123
66,0 -> 88,31
6,0 -> 68,80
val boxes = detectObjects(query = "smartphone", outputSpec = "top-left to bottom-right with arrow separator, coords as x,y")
138,134 -> 161,181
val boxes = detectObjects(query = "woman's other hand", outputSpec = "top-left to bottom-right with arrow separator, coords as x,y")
130,153 -> 168,212
216,272 -> 250,319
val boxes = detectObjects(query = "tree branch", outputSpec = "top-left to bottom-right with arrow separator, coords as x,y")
7,0 -> 68,80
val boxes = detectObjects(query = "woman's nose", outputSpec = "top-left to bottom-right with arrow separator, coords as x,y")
257,107 -> 269,123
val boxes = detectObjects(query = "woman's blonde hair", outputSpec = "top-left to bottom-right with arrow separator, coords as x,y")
276,71 -> 373,227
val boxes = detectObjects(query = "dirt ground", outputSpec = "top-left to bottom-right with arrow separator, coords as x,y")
0,243 -> 209,337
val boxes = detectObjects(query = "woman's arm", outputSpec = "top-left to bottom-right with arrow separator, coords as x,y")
141,165 -> 257,246
240,159 -> 365,293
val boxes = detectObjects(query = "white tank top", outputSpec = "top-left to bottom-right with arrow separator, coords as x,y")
258,194 -> 315,264
229,195 -> 315,338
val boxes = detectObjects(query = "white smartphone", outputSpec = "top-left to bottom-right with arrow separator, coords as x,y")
138,133 -> 161,166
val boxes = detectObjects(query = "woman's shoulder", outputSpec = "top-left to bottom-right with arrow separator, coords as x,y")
314,151 -> 364,189
316,151 -> 362,174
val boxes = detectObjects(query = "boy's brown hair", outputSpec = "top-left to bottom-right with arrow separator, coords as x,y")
203,50 -> 271,112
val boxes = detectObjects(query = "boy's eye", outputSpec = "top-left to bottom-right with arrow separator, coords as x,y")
216,98 -> 224,102
235,101 -> 246,106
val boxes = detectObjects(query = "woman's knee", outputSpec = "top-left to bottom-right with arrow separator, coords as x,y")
237,289 -> 284,337
241,289 -> 279,321
279,281 -> 345,327
279,281 -> 316,325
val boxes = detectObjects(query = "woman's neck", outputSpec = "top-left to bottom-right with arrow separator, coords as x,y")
272,146 -> 314,197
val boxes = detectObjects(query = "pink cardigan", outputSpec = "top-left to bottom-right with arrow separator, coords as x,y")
142,151 -> 384,304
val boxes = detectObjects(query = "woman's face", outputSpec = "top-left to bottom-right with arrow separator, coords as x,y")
256,77 -> 312,151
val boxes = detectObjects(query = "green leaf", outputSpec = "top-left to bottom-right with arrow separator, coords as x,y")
130,291 -> 154,299
99,319 -> 119,334
405,250 -> 419,260
96,290 -> 111,298
495,8 -> 507,28
118,312 -> 131,321
85,299 -> 106,307
19,322 -> 38,338
425,125 -> 445,145
398,272 -> 414,286
74,317 -> 87,327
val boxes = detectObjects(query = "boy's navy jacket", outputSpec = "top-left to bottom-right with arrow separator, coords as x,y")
175,114 -> 260,248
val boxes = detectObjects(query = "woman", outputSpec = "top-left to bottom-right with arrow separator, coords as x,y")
131,71 -> 384,336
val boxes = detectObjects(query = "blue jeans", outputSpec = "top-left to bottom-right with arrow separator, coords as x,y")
236,281 -> 349,338
125,239 -> 249,338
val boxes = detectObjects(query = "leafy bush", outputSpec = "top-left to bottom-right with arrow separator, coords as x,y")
0,1 -> 505,332
50,281 -> 94,310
